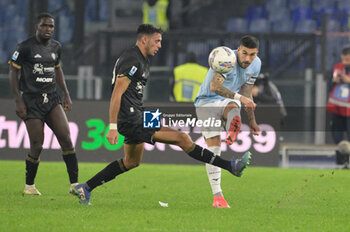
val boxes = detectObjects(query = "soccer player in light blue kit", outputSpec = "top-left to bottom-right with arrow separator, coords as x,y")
194,35 -> 261,208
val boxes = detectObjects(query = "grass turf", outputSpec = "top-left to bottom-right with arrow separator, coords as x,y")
0,160 -> 349,232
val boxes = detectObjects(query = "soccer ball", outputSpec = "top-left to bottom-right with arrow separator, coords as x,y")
208,46 -> 236,74
338,140 -> 350,156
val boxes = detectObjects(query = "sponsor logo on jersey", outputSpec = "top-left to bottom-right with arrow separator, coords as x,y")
12,51 -> 19,61
33,63 -> 44,74
36,77 -> 53,83
143,109 -> 161,128
34,54 -> 42,58
246,73 -> 253,77
129,66 -> 138,77
44,67 -> 55,72
51,53 -> 56,60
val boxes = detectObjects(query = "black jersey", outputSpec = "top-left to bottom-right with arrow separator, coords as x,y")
9,37 -> 61,94
112,46 -> 150,122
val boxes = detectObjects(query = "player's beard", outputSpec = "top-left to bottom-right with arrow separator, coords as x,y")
238,59 -> 249,69
41,33 -> 52,41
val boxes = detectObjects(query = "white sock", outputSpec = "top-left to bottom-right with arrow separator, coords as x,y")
206,146 -> 222,196
25,184 -> 35,188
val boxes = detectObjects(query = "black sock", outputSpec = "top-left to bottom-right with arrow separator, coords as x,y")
187,144 -> 232,171
336,150 -> 350,165
62,153 -> 79,183
25,154 -> 40,185
86,159 -> 128,192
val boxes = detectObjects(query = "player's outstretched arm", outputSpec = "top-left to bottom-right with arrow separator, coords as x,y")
55,67 -> 72,112
9,64 -> 27,119
241,83 -> 260,135
107,75 -> 131,145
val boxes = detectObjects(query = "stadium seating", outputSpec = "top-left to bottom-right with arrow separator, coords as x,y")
338,1 -> 350,10
294,19 -> 317,33
248,19 -> 271,33
266,0 -> 288,12
340,9 -> 350,30
85,0 -> 109,22
267,7 -> 290,23
246,6 -> 267,23
187,40 -> 220,66
288,0 -> 311,10
0,0 -> 109,54
226,18 -> 248,32
272,20 -> 293,33
311,0 -> 336,12
291,7 -> 314,26
99,0 -> 108,21
59,15 -> 73,44
316,7 -> 340,27
48,0 -> 65,12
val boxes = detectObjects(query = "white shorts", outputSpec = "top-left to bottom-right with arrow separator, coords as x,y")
195,98 -> 241,139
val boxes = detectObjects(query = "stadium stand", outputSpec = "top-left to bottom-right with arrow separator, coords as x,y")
249,18 -> 270,33
294,19 -> 317,33
226,18 -> 248,33
272,20 -> 293,33
246,5 -> 267,24
288,0 -> 312,10
291,6 -> 314,27
267,7 -> 290,23
266,0 -> 287,12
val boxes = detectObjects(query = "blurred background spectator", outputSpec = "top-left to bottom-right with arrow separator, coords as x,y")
142,0 -> 170,31
326,46 -> 350,166
252,72 -> 287,124
172,52 -> 208,102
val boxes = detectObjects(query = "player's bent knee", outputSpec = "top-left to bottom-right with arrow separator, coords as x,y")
177,132 -> 193,149
124,160 -> 141,170
179,131 -> 191,141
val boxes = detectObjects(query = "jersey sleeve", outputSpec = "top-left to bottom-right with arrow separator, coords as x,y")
55,43 -> 62,68
8,43 -> 26,69
117,56 -> 140,80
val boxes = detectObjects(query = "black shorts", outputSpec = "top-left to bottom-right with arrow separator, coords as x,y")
22,92 -> 61,121
118,117 -> 161,145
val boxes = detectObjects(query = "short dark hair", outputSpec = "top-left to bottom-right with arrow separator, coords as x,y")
137,24 -> 163,40
36,12 -> 54,24
342,46 -> 350,55
240,35 -> 259,49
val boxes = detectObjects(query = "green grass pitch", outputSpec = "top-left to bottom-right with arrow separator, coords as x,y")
0,160 -> 349,232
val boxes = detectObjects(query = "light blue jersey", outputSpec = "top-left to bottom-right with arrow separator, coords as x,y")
194,50 -> 261,107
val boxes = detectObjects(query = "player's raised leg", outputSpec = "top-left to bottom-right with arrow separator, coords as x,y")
152,126 -> 250,176
23,119 -> 44,195
224,103 -> 241,145
74,143 -> 144,205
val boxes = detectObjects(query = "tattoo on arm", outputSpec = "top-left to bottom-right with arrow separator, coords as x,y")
211,73 -> 240,99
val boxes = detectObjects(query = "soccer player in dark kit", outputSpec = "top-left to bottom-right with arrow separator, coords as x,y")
8,13 -> 79,195
74,24 -> 251,205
